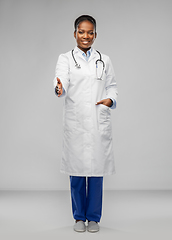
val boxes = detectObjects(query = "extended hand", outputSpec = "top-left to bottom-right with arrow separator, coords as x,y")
55,77 -> 63,97
96,98 -> 113,107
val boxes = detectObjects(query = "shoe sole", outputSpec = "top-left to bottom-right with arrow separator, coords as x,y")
74,228 -> 86,232
87,229 -> 99,233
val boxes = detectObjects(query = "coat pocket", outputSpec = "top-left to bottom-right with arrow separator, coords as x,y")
98,104 -> 111,132
63,107 -> 76,131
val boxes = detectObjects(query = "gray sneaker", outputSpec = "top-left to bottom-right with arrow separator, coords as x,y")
73,221 -> 86,232
87,221 -> 99,233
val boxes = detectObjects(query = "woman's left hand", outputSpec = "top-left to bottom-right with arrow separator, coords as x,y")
96,98 -> 113,107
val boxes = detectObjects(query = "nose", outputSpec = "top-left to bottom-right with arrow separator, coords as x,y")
83,32 -> 89,39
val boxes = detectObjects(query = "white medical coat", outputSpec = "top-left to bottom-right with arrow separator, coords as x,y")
53,47 -> 118,176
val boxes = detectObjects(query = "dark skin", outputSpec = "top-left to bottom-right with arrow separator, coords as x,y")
56,20 -> 112,107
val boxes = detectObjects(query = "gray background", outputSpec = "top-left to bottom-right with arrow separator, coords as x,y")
0,0 -> 172,190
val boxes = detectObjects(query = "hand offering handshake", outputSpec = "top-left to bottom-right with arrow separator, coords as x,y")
55,77 -> 63,97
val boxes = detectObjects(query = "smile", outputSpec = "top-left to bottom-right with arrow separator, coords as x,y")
82,41 -> 90,44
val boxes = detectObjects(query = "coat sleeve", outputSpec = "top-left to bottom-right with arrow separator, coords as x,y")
53,54 -> 70,97
105,56 -> 118,108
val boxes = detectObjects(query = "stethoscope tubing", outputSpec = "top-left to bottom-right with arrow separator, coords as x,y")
95,50 -> 105,70
71,49 -> 105,70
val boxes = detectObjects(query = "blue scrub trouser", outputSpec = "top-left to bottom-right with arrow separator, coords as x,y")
69,176 -> 103,222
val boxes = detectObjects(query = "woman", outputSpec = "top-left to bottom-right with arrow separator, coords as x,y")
53,15 -> 118,233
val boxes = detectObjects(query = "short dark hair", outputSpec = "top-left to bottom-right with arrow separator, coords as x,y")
74,15 -> 96,32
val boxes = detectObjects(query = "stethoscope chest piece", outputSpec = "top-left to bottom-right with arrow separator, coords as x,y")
75,63 -> 81,68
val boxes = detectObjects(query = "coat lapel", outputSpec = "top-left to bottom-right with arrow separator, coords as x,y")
88,48 -> 97,63
73,47 -> 98,63
73,46 -> 85,61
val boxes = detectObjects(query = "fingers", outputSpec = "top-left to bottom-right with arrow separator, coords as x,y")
57,88 -> 63,97
55,84 -> 62,97
56,77 -> 62,88
58,90 -> 62,97
96,99 -> 111,107
57,77 -> 61,84
55,86 -> 59,94
56,77 -> 63,97
96,100 -> 104,105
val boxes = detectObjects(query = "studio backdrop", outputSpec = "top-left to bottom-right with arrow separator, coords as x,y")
0,0 -> 172,190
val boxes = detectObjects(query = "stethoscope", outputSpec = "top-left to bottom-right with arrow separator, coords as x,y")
71,49 -> 105,80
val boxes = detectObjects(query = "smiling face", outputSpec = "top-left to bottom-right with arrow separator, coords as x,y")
74,20 -> 97,53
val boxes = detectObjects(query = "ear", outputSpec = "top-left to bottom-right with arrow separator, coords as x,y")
95,32 -> 97,39
74,31 -> 76,39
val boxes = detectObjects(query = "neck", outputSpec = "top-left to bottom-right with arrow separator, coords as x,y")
77,46 -> 91,54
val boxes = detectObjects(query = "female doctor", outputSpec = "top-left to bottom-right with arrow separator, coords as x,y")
53,15 -> 118,233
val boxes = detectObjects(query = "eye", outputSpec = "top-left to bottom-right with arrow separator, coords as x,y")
89,32 -> 94,35
78,31 -> 84,34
